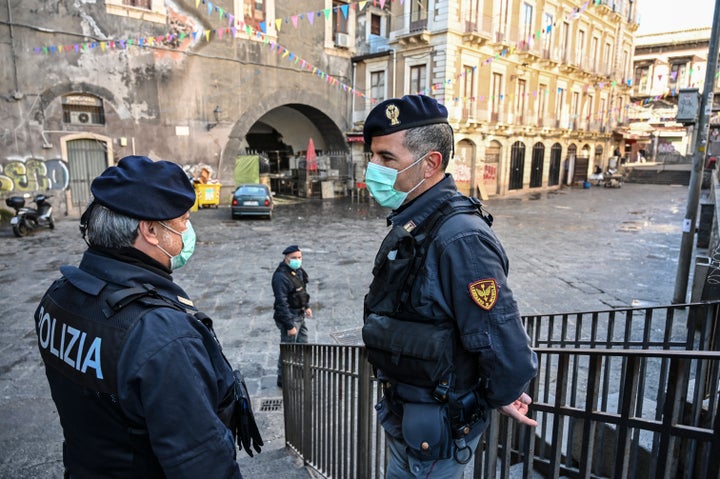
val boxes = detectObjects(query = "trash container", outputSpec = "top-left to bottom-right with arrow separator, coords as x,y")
195,183 -> 221,208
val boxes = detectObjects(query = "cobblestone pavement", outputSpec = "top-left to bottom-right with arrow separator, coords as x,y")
0,183 -> 693,478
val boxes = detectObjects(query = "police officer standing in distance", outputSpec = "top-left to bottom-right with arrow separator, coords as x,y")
361,95 -> 537,478
272,245 -> 312,388
34,155 -> 261,479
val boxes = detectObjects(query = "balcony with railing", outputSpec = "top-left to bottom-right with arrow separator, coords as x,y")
393,13 -> 431,45
462,15 -> 493,46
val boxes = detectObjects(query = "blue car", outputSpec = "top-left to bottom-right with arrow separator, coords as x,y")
231,184 -> 273,219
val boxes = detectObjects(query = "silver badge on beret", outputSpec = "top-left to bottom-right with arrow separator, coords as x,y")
385,104 -> 400,126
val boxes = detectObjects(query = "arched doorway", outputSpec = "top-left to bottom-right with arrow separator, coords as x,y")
509,141 -> 526,190
238,104 -> 349,198
572,144 -> 591,183
483,141 -> 502,196
549,143 -> 562,186
564,143 -> 577,185
594,143 -> 604,170
452,139 -> 476,196
530,142 -> 545,188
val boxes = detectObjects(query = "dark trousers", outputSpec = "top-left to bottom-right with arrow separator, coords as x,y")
276,318 -> 308,380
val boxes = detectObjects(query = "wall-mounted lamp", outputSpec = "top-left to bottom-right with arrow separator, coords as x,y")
206,105 -> 222,130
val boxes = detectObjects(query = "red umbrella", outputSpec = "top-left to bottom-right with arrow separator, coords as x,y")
306,137 -> 318,172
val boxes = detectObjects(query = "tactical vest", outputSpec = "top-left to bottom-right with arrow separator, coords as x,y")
284,268 -> 310,310
36,279 -> 235,478
362,196 -> 493,391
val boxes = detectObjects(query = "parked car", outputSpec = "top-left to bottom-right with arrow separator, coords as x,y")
231,183 -> 273,219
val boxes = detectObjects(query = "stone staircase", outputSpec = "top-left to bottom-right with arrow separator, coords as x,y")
623,164 -> 692,185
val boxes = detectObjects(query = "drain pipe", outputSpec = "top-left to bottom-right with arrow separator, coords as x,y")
5,0 -> 20,95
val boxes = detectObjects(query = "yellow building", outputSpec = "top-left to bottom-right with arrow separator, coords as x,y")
350,0 -> 638,196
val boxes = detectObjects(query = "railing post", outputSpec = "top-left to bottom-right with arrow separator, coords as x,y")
357,349 -> 372,479
303,346 -> 313,467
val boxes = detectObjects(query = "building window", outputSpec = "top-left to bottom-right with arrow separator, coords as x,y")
62,94 -> 105,126
333,1 -> 349,34
604,42 -> 612,75
410,0 -> 428,31
591,37 -> 598,72
542,13 -> 553,56
516,79 -> 526,123
561,22 -> 570,62
465,0 -> 483,32
244,0 -> 266,29
538,83 -> 547,126
494,0 -> 510,41
555,87 -> 565,126
520,3 -> 533,49
410,65 -> 427,95
371,71 -> 385,103
576,29 -> 585,67
371,13 -> 382,35
123,0 -> 151,8
634,65 -> 650,92
669,61 -> 688,90
571,91 -> 580,128
491,72 -> 503,122
462,65 -> 475,119
106,0 -> 166,22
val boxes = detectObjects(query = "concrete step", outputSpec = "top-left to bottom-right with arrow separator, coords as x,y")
625,168 -> 691,185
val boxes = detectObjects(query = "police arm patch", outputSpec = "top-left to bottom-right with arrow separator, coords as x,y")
468,278 -> 498,310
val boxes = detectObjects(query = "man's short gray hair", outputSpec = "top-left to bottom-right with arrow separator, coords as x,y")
86,204 -> 139,248
403,123 -> 454,169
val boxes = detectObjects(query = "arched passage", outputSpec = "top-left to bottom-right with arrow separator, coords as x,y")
452,139 -> 476,196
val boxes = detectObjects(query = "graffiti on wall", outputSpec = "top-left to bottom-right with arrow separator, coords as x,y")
0,156 -> 69,192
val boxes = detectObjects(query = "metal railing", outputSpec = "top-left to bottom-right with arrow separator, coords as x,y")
280,301 -> 720,478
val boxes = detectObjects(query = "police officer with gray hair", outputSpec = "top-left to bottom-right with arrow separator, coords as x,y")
35,155 -> 261,479
361,95 -> 537,478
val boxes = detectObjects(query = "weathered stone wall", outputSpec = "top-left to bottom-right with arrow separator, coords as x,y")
0,0 -> 352,201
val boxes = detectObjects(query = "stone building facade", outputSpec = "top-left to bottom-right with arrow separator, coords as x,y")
350,0 -> 638,196
0,0 -> 639,214
627,27 -> 719,165
0,0 -> 355,214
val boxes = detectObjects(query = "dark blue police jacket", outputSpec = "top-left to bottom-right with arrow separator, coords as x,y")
374,174 -> 537,441
35,249 -> 241,479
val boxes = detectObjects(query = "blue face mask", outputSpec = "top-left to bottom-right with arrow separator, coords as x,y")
365,154 -> 428,210
288,258 -> 302,270
158,221 -> 196,270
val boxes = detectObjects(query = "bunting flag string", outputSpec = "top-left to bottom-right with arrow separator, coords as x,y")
30,0 -> 718,111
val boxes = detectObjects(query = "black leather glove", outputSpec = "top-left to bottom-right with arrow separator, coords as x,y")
232,369 -> 264,457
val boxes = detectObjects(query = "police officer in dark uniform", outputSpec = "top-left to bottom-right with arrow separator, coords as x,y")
361,95 -> 538,478
272,245 -> 312,387
34,155 -> 261,479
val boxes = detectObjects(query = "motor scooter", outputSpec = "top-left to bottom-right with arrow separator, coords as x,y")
5,194 -> 55,237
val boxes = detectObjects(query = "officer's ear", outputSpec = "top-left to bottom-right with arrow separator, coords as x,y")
423,151 -> 443,178
136,220 -> 161,246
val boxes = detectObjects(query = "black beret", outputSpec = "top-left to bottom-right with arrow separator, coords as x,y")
282,245 -> 300,255
363,94 -> 449,145
91,155 -> 196,221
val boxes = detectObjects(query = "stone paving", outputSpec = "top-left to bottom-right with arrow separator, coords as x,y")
0,182 -> 695,478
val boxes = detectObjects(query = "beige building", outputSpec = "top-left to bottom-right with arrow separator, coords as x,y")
627,27 -> 718,165
350,0 -> 638,196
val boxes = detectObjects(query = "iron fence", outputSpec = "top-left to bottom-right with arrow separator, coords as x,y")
280,301 -> 720,478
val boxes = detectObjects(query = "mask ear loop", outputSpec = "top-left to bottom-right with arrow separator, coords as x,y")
79,201 -> 96,247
